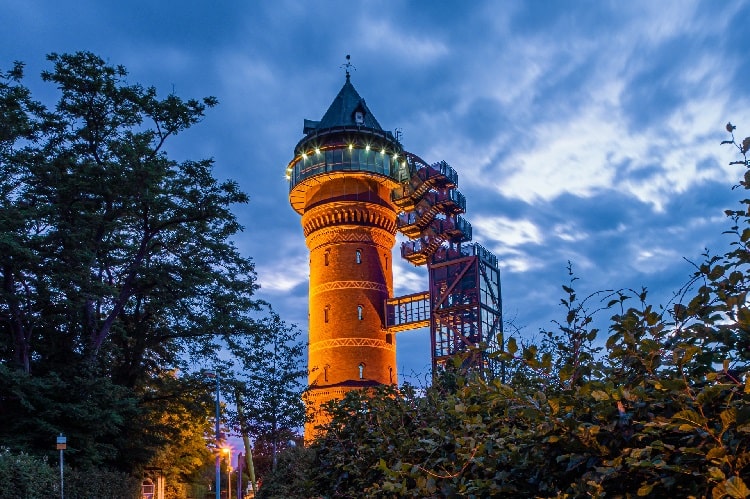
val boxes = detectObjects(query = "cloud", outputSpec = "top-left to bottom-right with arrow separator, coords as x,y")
356,20 -> 449,65
471,216 -> 543,247
497,253 -> 544,274
393,258 -> 428,295
397,1 -> 743,218
632,246 -> 683,274
256,255 -> 308,293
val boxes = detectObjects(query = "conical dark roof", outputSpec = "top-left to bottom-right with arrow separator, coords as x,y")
303,76 -> 383,134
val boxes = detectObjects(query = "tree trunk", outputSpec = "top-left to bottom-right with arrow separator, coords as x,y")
4,266 -> 31,373
235,389 -> 258,496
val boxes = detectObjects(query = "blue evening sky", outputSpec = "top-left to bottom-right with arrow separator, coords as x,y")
3,0 -> 750,383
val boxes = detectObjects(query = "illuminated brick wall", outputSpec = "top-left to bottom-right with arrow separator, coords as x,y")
298,175 -> 399,439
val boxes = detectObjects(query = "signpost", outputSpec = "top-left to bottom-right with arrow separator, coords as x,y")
56,434 -> 66,499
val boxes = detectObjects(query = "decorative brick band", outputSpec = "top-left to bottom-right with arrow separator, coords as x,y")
302,202 -> 397,237
309,337 -> 396,353
311,280 -> 389,296
305,226 -> 395,252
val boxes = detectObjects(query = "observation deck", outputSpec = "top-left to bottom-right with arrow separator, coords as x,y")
286,129 -> 408,214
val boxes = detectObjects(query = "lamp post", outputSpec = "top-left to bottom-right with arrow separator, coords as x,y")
223,448 -> 232,499
204,371 -> 221,499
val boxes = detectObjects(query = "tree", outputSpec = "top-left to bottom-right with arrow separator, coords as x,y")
137,372 -> 216,499
0,52 -> 260,474
227,309 -> 306,482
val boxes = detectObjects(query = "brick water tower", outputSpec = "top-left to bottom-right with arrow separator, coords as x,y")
286,69 -> 407,439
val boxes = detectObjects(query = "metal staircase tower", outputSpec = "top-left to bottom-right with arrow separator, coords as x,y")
386,153 -> 503,374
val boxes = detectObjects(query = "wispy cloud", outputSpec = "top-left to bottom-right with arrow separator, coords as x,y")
356,20 -> 449,64
472,216 -> 543,247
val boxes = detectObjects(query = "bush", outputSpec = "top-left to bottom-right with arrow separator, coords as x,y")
0,449 -> 140,499
0,449 -> 57,499
259,129 -> 750,497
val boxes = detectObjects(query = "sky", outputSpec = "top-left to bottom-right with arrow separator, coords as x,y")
3,0 -> 750,384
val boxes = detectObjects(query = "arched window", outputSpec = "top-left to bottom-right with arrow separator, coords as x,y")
389,366 -> 394,384
355,249 -> 362,264
358,363 -> 365,379
324,305 -> 330,323
357,305 -> 363,321
324,249 -> 330,266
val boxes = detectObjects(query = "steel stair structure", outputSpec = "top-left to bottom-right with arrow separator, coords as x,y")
393,153 -> 471,264
387,151 -> 503,376
400,216 -> 472,266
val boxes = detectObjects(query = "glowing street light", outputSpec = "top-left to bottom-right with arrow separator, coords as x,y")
223,447 -> 232,499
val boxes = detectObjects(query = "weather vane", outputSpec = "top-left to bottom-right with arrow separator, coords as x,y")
341,54 -> 356,80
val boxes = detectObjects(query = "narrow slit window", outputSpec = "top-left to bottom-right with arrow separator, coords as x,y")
324,249 -> 330,266
324,305 -> 330,323
357,305 -> 364,321
355,249 -> 362,264
358,363 -> 365,379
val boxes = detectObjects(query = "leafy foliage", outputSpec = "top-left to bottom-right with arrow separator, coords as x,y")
0,52 -> 260,482
261,127 -> 750,498
227,308 -> 306,487
0,449 -> 140,499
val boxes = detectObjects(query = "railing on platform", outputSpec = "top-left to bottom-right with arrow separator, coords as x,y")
385,291 -> 430,333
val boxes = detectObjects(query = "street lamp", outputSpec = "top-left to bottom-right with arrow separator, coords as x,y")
223,447 -> 232,499
204,371 -> 221,499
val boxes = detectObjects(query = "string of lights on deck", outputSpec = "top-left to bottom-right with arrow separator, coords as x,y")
285,142 -> 406,181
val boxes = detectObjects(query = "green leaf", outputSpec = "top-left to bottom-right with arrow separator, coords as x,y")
725,476 -> 750,498
721,409 -> 737,429
591,390 -> 610,401
506,337 -> 518,356
673,410 -> 707,429
709,466 -> 726,481
637,483 -> 654,496
706,447 -> 727,461
739,306 -> 750,325
548,398 -> 560,415
559,365 -> 573,383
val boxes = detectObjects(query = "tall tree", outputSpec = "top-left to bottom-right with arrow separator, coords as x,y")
227,309 -> 306,475
0,52 -> 260,472
0,61 -> 51,373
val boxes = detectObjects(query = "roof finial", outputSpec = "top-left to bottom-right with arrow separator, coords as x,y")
341,54 -> 356,81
